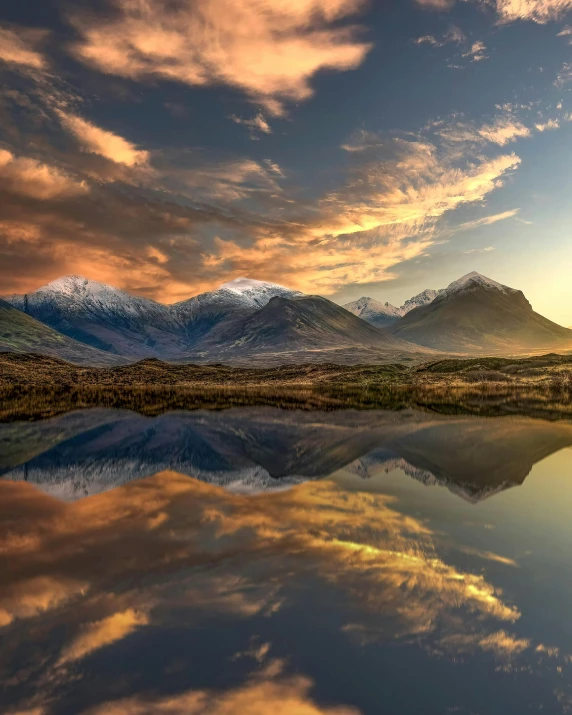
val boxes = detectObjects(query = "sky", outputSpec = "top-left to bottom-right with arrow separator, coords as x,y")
0,1 -> 571,324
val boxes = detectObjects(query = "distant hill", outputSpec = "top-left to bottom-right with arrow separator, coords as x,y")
189,294 -> 433,365
344,287 -> 444,328
343,297 -> 403,328
388,272 -> 572,354
0,298 -> 124,365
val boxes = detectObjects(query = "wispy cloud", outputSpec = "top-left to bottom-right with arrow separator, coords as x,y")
57,112 -> 150,167
493,0 -> 572,23
0,149 -> 88,200
429,113 -> 532,146
457,209 -> 520,233
417,0 -> 572,23
462,40 -> 488,62
464,245 -> 496,253
413,25 -> 465,47
67,0 -> 373,116
0,24 -> 48,70
229,112 -> 272,139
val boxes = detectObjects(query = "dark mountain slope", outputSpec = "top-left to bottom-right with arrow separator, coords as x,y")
190,295 -> 433,365
0,299 -> 125,365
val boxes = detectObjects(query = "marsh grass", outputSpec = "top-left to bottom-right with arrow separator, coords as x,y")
1,352 -> 572,422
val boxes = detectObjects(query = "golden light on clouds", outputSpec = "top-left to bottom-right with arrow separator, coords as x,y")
0,25 -> 47,69
58,609 -> 149,664
0,149 -> 88,200
84,659 -> 361,715
493,0 -> 572,22
57,113 -> 150,167
68,0 -> 372,115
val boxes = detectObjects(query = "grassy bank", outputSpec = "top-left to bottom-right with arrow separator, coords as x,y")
1,352 -> 572,421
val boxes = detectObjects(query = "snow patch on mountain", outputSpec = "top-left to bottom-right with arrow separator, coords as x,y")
6,275 -> 170,319
219,277 -> 303,308
443,271 -> 512,297
401,288 -> 444,313
344,297 -> 403,321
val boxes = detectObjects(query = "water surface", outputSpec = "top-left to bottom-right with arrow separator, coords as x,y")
1,407 -> 572,714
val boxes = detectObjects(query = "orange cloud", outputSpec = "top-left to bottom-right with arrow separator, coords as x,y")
418,0 -> 572,22
202,140 -> 520,294
57,112 -> 150,167
0,25 -> 48,69
58,609 -> 149,664
84,659 -> 361,715
494,0 -> 572,22
68,0 -> 372,115
0,149 -> 88,200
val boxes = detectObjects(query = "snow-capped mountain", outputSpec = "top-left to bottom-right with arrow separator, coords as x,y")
389,271 -> 572,353
343,287 -> 444,327
343,274 -> 509,329
4,276 -> 185,359
172,277 -> 303,344
219,277 -> 304,308
440,271 -> 513,298
401,288 -> 444,313
343,297 -> 403,328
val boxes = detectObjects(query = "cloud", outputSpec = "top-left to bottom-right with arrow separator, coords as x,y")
493,0 -> 572,23
555,61 -> 572,86
462,40 -> 488,62
0,25 -> 48,70
0,149 -> 89,200
68,0 -> 373,116
535,118 -> 561,131
432,114 -> 532,146
58,609 -> 149,664
57,112 -> 150,167
464,245 -> 495,253
230,112 -> 272,139
413,25 -> 466,47
457,209 -> 520,233
202,136 -> 520,294
415,0 -> 455,9
418,0 -> 572,22
84,659 -> 361,715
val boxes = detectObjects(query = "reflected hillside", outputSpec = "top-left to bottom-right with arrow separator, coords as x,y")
2,408 -> 572,502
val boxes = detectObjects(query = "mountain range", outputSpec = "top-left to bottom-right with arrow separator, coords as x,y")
2,271 -> 572,365
3,407 -> 572,502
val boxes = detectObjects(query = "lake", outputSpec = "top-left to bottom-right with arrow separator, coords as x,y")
1,407 -> 572,714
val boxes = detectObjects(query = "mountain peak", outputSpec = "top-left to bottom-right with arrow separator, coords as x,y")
220,277 -> 292,294
40,275 -> 117,297
444,272 -> 509,296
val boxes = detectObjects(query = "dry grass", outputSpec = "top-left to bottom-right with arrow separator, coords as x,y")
1,351 -> 572,422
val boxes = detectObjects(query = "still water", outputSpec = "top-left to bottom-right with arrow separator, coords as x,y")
1,407 -> 572,714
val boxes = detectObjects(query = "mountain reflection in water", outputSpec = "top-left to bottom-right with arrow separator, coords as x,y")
1,408 -> 572,714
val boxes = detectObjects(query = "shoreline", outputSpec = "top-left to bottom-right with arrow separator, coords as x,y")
2,352 -> 572,421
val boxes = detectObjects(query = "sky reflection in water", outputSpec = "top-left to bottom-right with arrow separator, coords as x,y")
1,408 -> 572,714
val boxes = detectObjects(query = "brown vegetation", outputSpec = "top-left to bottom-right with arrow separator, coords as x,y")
1,352 -> 572,421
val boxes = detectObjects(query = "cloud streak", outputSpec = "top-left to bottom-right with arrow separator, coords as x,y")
0,25 -> 48,69
57,112 -> 150,167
